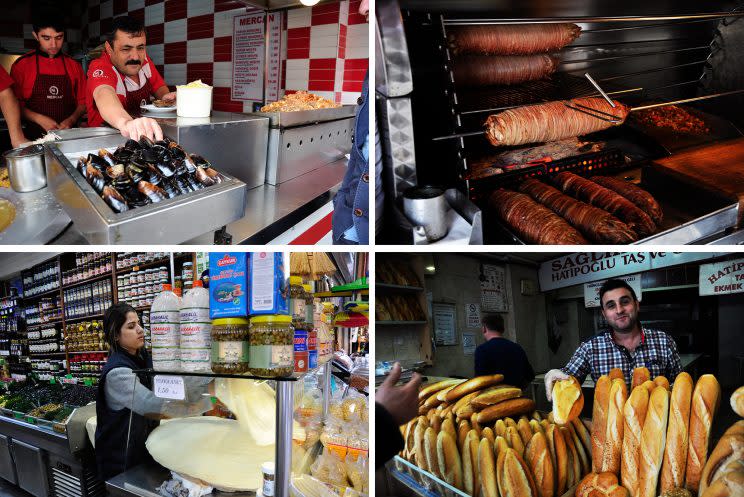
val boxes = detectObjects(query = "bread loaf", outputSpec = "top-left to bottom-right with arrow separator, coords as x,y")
414,416 -> 430,472
592,375 -> 612,472
471,412 -> 483,437
567,420 -> 591,476
576,472 -> 630,497
621,385 -> 650,496
505,417 -> 518,430
453,391 -> 481,417
571,417 -> 592,457
419,379 -> 466,402
685,374 -> 721,493
479,437 -> 498,497
638,386 -> 670,497
601,378 -> 628,474
552,376 -> 584,425
660,372 -> 693,492
424,426 -> 440,478
446,374 -> 504,403
495,419 -> 507,437
458,419 -> 472,452
472,386 -> 522,410
699,421 -> 744,496
437,384 -> 459,402
497,447 -> 538,497
562,425 -> 582,487
632,367 -> 651,390
477,398 -> 536,424
421,389 -> 446,412
731,386 -> 744,418
531,419 -> 545,436
437,429 -> 463,489
609,368 -> 625,382
494,435 -> 510,459
431,412 -> 443,432
654,376 -> 671,391
507,425 -> 526,457
533,411 -> 543,421
699,470 -> 744,497
525,431 -> 555,497
546,424 -> 568,495
442,416 -> 457,442
641,380 -> 656,393
518,417 -> 534,446
483,427 -> 496,445
463,430 -> 480,497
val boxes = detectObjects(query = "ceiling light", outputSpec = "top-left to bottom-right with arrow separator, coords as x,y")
300,0 -> 320,5
425,265 -> 435,273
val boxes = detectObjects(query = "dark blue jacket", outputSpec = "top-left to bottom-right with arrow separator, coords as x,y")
332,73 -> 369,244
95,349 -> 157,481
474,337 -> 536,389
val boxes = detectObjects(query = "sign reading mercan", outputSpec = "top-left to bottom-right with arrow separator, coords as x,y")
539,252 -> 717,291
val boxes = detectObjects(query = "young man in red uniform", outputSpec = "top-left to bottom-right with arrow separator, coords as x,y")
0,68 -> 28,149
87,16 -> 175,141
10,16 -> 86,139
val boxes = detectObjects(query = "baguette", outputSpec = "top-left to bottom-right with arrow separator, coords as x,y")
609,368 -> 625,382
576,472 -> 630,497
438,429 -> 464,489
562,426 -> 582,487
477,398 -> 537,424
453,391 -> 482,417
403,419 -> 416,461
621,385 -> 650,496
472,386 -> 523,410
431,412 -> 443,432
442,416 -> 457,442
638,386 -> 670,497
494,435 -> 510,459
641,380 -> 656,393
654,376 -> 671,391
531,419 -> 545,436
592,375 -> 612,472
471,412 -> 483,437
479,437 -> 498,497
526,431 -> 555,497
414,416 -> 430,472
632,367 -> 651,390
497,447 -> 538,497
546,424 -> 568,495
483,427 -> 496,445
601,378 -> 628,474
506,417 -> 519,430
495,419 -> 507,437
533,411 -> 543,421
685,375 -> 721,493
571,417 -> 592,457
507,425 -> 526,457
419,378 -> 466,402
424,426 -> 441,478
700,470 -> 744,497
437,384 -> 459,402
552,376 -> 584,425
567,420 -> 591,476
518,417 -> 534,446
421,390 -> 445,413
660,372 -> 693,493
463,430 -> 481,497
458,419 -> 472,452
445,374 -> 504,403
731,386 -> 744,418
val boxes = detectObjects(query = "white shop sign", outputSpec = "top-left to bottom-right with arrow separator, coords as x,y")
232,11 -> 283,102
584,274 -> 642,308
699,258 -> 744,296
539,252 -> 716,291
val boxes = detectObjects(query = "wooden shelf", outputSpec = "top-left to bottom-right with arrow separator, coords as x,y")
64,314 -> 104,323
62,272 -> 113,290
28,352 -> 66,357
68,350 -> 107,354
115,258 -> 171,275
23,287 -> 61,299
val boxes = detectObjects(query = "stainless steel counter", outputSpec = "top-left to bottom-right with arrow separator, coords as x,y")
107,464 -> 255,497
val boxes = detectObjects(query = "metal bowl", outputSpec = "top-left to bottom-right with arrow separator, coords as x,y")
3,144 -> 46,193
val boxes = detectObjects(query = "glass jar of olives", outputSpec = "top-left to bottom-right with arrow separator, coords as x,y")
249,314 -> 294,378
210,318 -> 250,374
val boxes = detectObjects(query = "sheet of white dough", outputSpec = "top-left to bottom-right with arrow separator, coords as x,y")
146,416 -> 275,491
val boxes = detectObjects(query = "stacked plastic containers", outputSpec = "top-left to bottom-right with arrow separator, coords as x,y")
179,280 -> 212,372
150,283 -> 180,371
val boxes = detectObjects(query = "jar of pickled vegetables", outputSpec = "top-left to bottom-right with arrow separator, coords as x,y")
249,314 -> 294,377
210,318 -> 251,374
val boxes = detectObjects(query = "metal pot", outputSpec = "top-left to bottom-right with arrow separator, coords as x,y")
403,185 -> 450,242
3,144 -> 47,193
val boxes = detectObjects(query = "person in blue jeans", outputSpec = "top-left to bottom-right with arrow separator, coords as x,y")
332,0 -> 369,245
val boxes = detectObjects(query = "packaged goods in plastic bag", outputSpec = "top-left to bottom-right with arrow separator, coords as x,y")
348,357 -> 368,392
296,385 -> 323,423
310,450 -> 347,488
344,454 -> 368,493
290,475 -> 338,497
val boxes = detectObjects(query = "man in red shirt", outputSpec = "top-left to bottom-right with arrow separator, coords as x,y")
0,68 -> 28,149
10,15 -> 86,138
87,16 -> 175,141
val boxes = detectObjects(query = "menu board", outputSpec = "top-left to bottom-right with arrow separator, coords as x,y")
232,11 -> 283,102
481,264 -> 508,312
432,302 -> 457,346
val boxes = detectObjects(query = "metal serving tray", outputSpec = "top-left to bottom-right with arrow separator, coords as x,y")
44,135 -> 247,244
255,105 -> 356,128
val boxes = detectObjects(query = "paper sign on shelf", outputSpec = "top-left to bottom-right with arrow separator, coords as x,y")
153,375 -> 186,400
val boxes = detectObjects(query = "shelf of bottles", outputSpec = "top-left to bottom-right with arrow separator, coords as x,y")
61,253 -> 113,287
22,259 -> 60,298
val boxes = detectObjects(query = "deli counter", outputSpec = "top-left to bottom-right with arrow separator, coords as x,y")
1,106 -> 355,245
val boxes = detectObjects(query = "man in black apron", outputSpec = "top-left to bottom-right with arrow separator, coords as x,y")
86,16 -> 175,141
10,15 -> 86,139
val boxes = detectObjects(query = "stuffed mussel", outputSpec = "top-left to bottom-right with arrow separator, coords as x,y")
75,137 -> 225,214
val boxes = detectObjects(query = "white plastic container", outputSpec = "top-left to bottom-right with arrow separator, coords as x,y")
150,283 -> 180,371
179,280 -> 212,372
176,82 -> 213,118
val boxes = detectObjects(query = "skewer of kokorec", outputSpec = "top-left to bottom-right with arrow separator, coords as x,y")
453,55 -> 560,87
518,178 -> 638,244
553,171 -> 657,237
591,176 -> 663,225
489,189 -> 588,244
447,24 -> 581,56
484,97 -> 631,147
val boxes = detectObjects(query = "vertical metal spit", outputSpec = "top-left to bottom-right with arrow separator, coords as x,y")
275,380 -> 294,497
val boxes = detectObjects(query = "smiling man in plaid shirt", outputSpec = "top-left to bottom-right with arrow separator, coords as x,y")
544,278 -> 682,400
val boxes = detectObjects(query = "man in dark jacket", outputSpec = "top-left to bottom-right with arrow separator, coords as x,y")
375,363 -> 421,468
474,313 -> 536,389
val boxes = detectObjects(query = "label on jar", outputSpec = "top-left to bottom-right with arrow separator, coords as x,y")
151,347 -> 179,361
150,311 -> 179,348
180,348 -> 212,372
308,349 -> 318,370
294,330 -> 308,352
295,351 -> 308,372
211,340 -> 249,365
262,477 -> 275,497
251,253 -> 276,312
250,344 -> 292,369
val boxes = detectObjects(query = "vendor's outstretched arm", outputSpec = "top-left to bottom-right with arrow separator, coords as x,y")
0,88 -> 27,147
93,85 -> 162,141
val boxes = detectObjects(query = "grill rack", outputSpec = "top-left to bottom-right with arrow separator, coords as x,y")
467,147 -> 627,202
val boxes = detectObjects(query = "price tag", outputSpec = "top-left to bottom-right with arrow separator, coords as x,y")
61,377 -> 77,385
153,375 -> 185,400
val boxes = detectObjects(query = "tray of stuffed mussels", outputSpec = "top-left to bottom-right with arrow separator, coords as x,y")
44,134 -> 246,244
